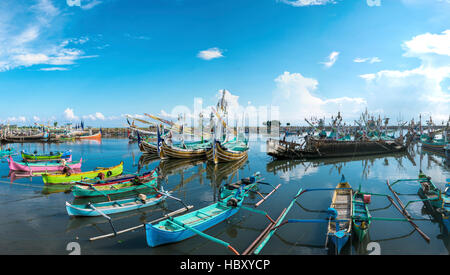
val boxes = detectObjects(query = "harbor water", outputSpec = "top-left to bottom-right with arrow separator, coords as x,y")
1,136 -> 449,255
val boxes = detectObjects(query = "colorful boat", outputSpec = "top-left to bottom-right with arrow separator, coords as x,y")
7,156 -> 82,173
21,150 -> 71,161
75,170 -> 156,187
145,173 -> 261,247
78,131 -> 102,140
421,138 -> 447,153
327,176 -> 352,254
418,171 -> 443,208
352,190 -> 371,241
138,140 -> 159,154
160,140 -> 211,159
42,161 -> 123,184
66,190 -> 167,217
71,169 -> 158,197
206,138 -> 249,164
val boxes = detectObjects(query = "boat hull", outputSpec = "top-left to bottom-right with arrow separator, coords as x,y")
42,161 -> 123,184
145,203 -> 240,247
206,140 -> 249,164
8,156 -> 82,172
160,141 -> 210,159
66,193 -> 165,216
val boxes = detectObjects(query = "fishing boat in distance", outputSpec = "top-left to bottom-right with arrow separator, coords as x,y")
41,161 -> 123,184
21,150 -> 72,161
78,131 -> 102,140
7,156 -> 82,173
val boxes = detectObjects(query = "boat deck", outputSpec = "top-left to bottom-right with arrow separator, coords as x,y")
329,191 -> 351,233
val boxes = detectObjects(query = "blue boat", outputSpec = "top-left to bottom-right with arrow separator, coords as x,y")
145,173 -> 261,247
326,175 -> 352,254
66,191 -> 168,217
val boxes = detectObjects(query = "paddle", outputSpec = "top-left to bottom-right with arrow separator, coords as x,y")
88,184 -> 111,201
87,203 -> 117,236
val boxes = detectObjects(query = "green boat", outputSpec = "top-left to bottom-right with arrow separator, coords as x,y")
418,171 -> 443,208
352,190 -> 371,241
21,150 -> 71,161
42,161 -> 123,184
71,169 -> 158,197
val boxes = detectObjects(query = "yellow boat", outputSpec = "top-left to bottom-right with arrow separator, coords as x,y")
42,161 -> 124,184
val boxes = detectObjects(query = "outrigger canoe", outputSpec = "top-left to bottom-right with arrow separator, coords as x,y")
71,169 -> 158,197
327,176 -> 352,254
42,161 -> 123,184
7,156 -> 82,173
145,172 -> 261,247
75,169 -> 156,187
21,150 -> 71,161
352,190 -> 371,241
66,190 -> 167,217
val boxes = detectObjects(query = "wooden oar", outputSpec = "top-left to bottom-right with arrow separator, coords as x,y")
88,184 -> 111,201
89,205 -> 194,241
87,203 -> 117,236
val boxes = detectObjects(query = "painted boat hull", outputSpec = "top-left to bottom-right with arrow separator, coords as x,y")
160,140 -> 210,159
139,140 -> 159,154
72,170 -> 157,197
327,180 -> 352,254
21,150 -> 71,161
8,156 -> 82,172
145,174 -> 260,247
78,132 -> 101,140
66,193 -> 165,216
145,204 -> 239,247
42,161 -> 123,184
206,140 -> 249,164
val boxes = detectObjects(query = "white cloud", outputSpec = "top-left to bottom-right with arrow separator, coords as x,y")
360,29 -> 450,123
321,51 -> 339,68
273,71 -> 367,123
33,116 -> 41,122
197,47 -> 224,60
354,57 -> 381,64
40,67 -> 69,71
81,0 -> 102,10
64,108 -> 78,120
0,1 -> 98,72
366,0 -> 381,7
279,0 -> 336,7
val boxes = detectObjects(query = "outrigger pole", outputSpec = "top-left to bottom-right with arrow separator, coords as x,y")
386,180 -> 431,242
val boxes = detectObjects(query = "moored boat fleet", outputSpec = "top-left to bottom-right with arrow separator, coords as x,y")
1,96 -> 449,255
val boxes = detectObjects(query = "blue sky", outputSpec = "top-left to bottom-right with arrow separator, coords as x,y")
0,0 -> 449,127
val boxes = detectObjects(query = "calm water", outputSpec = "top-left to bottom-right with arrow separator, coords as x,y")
1,136 -> 449,255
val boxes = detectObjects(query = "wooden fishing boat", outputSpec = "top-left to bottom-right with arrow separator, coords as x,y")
138,140 -> 159,154
7,156 -> 82,173
2,132 -> 48,143
21,150 -> 71,161
145,173 -> 261,247
41,161 -> 123,184
66,189 -> 166,216
160,140 -> 211,159
327,176 -> 352,254
71,169 -> 158,197
418,172 -> 443,208
352,190 -> 371,241
421,139 -> 447,153
267,138 -> 407,160
206,138 -> 249,164
75,170 -> 156,187
78,132 -> 102,140
445,144 -> 450,160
